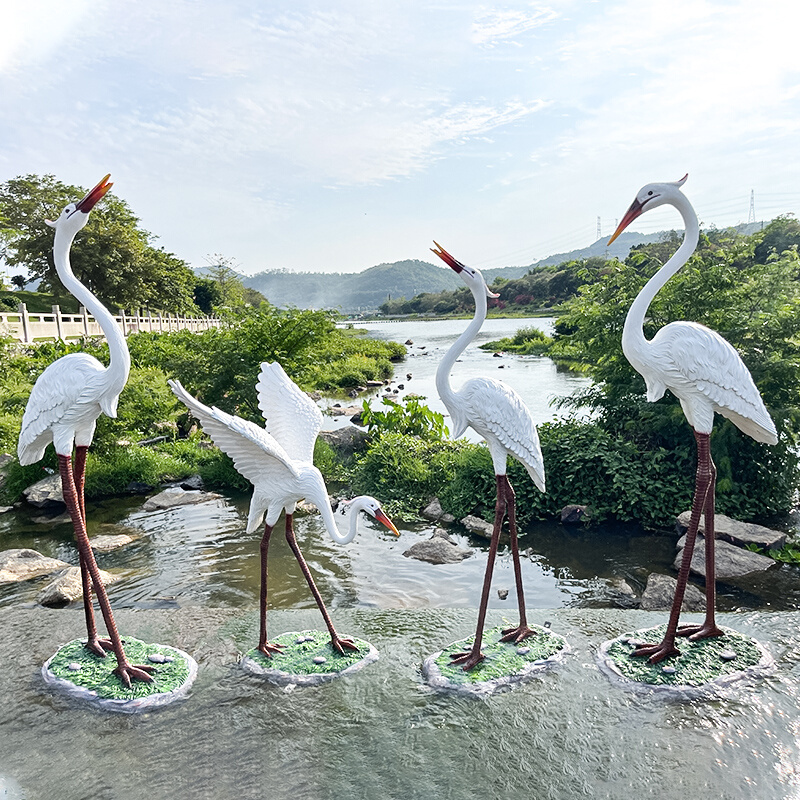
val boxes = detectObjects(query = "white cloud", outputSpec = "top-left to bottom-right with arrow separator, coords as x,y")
472,5 -> 559,46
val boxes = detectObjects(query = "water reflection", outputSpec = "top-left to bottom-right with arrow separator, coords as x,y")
4,491 -> 798,616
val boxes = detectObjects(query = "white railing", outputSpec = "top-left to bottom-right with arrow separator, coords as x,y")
0,303 -> 221,344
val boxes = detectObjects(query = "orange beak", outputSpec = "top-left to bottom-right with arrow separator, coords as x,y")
608,197 -> 646,246
374,507 -> 400,537
75,174 -> 113,214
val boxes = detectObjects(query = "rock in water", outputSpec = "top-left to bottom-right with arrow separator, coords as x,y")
640,573 -> 705,612
0,549 -> 70,584
403,529 -> 472,564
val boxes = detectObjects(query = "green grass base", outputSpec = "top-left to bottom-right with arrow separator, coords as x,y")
43,637 -> 196,707
424,624 -> 568,691
599,625 -> 772,689
242,629 -> 377,685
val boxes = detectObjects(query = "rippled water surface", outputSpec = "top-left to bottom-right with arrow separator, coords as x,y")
2,317 -> 800,799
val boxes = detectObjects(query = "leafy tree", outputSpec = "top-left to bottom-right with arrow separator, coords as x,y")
549,227 -> 800,521
202,254 -> 266,311
193,277 -> 222,314
10,275 -> 26,290
0,174 -> 198,314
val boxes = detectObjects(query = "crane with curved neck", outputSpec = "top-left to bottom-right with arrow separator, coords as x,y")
18,175 -> 154,688
431,242 -> 545,671
608,175 -> 776,664
49,200 -> 131,417
169,365 -> 398,658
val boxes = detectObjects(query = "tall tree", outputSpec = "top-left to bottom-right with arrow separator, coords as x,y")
0,174 -> 198,313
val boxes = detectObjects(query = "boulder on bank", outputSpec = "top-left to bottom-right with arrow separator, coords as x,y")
421,497 -> 455,524
319,426 -> 369,458
403,529 -> 472,564
37,566 -> 120,607
22,474 -> 65,509
674,536 -> 776,580
676,511 -> 786,550
0,549 -> 70,584
461,515 -> 494,539
640,573 -> 705,612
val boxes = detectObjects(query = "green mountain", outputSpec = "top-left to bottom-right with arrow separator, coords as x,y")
241,224 -> 763,312
244,259 -> 461,312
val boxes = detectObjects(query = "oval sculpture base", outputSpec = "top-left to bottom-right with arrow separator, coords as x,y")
598,624 -> 775,696
422,624 -> 569,696
42,636 -> 198,713
241,629 -> 379,688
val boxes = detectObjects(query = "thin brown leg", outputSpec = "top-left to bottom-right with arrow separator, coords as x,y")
632,431 -> 714,664
257,522 -> 284,658
677,451 -> 723,641
72,446 -> 110,658
284,514 -> 358,655
499,475 -> 535,645
58,455 -> 154,688
450,474 -> 506,670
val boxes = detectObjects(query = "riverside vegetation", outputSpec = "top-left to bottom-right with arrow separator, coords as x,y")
1,217 -> 799,535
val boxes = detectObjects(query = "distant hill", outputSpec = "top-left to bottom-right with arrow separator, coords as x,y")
240,223 -> 764,312
243,260 -> 461,312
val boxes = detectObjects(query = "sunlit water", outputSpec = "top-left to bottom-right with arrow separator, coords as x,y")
2,318 -> 800,799
324,317 -> 592,434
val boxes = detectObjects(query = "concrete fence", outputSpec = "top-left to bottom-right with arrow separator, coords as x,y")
0,303 -> 221,344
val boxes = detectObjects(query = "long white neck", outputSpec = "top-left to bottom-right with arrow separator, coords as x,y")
309,489 -> 360,545
53,226 -> 130,388
622,193 -> 699,363
436,282 -> 486,427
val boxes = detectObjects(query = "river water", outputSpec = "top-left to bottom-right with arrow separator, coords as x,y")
325,317 -> 591,433
3,318 -> 800,799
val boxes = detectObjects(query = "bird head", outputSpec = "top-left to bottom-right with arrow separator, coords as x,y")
340,496 -> 400,536
431,241 -> 499,299
607,174 -> 688,245
45,174 -> 113,232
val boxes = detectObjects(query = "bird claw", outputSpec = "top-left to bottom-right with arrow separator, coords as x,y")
113,663 -> 156,689
449,649 -> 485,671
83,637 -> 113,658
500,625 -> 535,644
331,636 -> 360,655
631,641 -> 681,664
677,623 -> 724,642
257,642 -> 285,658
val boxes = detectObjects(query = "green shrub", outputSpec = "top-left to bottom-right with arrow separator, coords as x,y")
352,432 -> 467,518
360,395 -> 449,441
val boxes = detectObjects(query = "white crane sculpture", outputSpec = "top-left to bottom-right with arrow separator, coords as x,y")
608,175 -> 777,663
168,362 -> 399,658
431,243 -> 546,670
18,175 -> 154,687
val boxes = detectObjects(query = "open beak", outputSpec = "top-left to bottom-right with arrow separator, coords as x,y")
374,507 -> 400,537
75,174 -> 113,214
607,197 -> 646,245
431,241 -> 465,274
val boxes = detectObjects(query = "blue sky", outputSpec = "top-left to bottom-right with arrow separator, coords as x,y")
2,1 -> 799,276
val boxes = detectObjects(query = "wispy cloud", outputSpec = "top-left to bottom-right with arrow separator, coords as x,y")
472,5 -> 559,46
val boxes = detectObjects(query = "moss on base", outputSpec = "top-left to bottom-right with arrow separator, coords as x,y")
44,637 -> 194,701
429,624 -> 567,687
601,625 -> 769,688
244,629 -> 373,677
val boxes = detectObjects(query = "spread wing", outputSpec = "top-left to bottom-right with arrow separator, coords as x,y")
654,322 -> 777,444
256,361 -> 322,462
168,379 -> 298,487
459,377 -> 545,491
